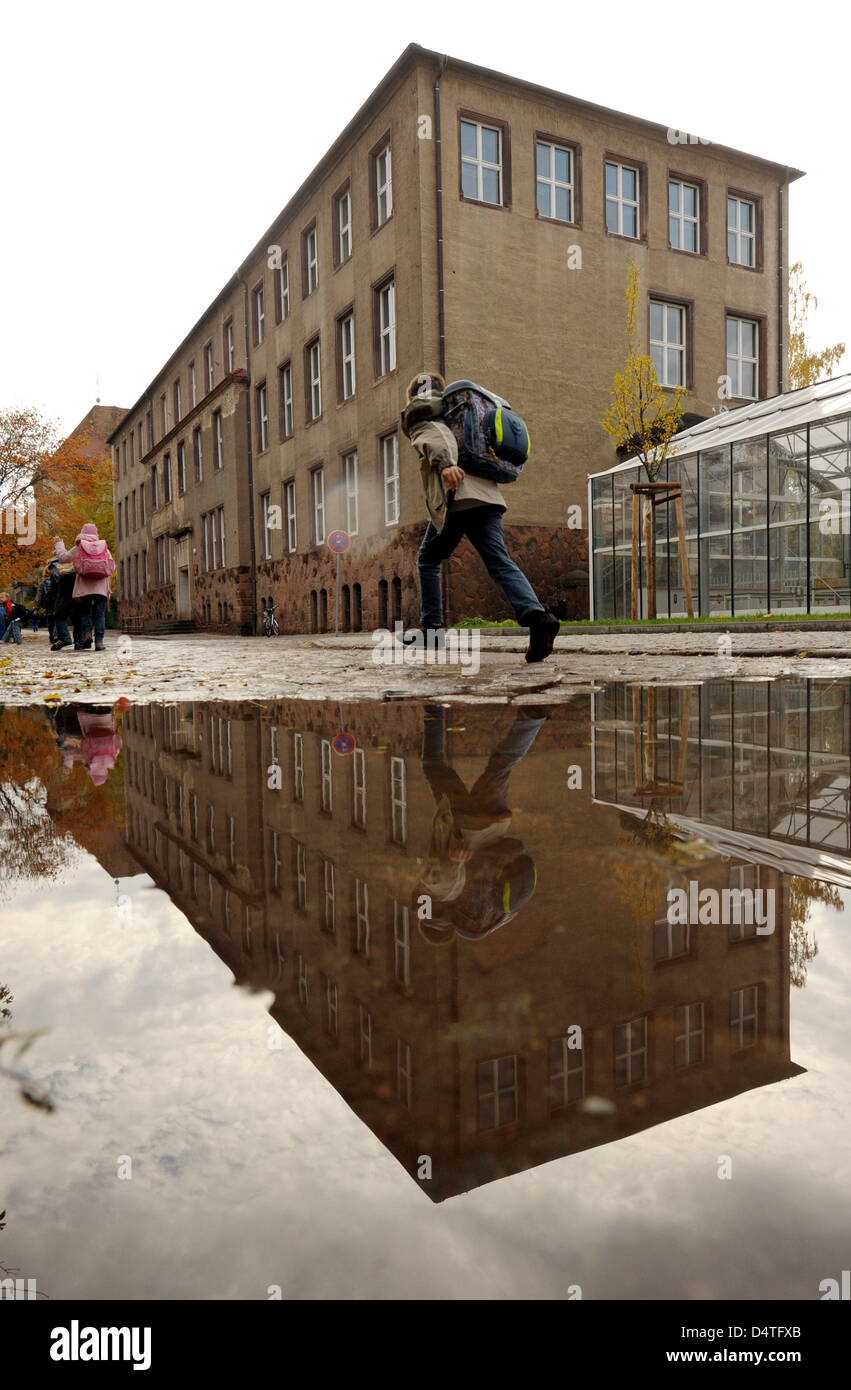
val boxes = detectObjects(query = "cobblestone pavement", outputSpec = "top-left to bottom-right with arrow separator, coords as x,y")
2,628 -> 851,706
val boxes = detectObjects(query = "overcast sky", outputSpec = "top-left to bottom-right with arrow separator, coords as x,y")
2,0 -> 847,436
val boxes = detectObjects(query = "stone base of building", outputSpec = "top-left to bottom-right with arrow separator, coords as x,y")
119,525 -> 589,635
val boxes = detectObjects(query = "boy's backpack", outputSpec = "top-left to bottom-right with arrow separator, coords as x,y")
74,543 -> 115,578
442,380 -> 530,481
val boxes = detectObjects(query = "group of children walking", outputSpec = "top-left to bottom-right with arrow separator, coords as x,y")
1,523 -> 115,651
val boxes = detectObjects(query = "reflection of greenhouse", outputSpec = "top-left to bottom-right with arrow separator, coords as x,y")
592,679 -> 851,887
589,375 -> 851,618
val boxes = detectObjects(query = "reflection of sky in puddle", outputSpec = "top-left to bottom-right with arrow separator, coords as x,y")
2,684 -> 851,1300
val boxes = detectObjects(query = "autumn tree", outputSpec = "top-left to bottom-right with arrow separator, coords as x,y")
601,260 -> 687,618
788,262 -> 845,389
0,407 -> 110,588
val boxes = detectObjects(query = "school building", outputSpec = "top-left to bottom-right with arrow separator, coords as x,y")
108,44 -> 802,634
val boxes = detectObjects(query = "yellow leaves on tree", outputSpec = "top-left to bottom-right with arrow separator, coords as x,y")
788,262 -> 845,390
0,407 -> 113,588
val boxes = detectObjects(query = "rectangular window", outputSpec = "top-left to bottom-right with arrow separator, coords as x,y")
550,1035 -> 586,1110
174,379 -> 182,422
382,433 -> 399,526
339,312 -> 356,399
605,160 -> 640,238
614,1016 -> 648,1086
727,195 -> 756,267
276,260 -> 289,321
261,491 -> 273,560
163,452 -> 172,503
320,737 -> 333,813
325,976 -> 339,1038
355,877 -> 369,954
253,283 -> 265,345
649,300 -> 686,388
294,842 -> 307,910
213,410 -> 224,468
477,1056 -> 518,1130
293,731 -> 304,802
193,427 -> 203,483
257,381 -> 269,451
336,187 -> 352,263
217,506 -> 226,567
311,465 -> 325,545
344,451 -> 358,535
284,478 -> 297,552
161,394 -> 168,438
140,482 -> 146,525
323,860 -> 336,933
731,985 -> 758,1050
204,342 -> 214,392
352,746 -> 366,828
224,319 -> 235,372
669,178 -> 700,253
151,465 -> 159,510
374,143 -> 392,226
177,441 -> 186,494
393,899 -> 410,986
189,362 -> 197,407
279,362 -> 293,438
390,755 -> 407,844
536,139 -> 574,222
396,1039 -> 412,1108
306,339 -> 322,420
358,1004 -> 373,1069
297,951 -> 309,1005
460,119 -> 502,205
304,224 -> 318,295
674,1002 -> 705,1067
376,280 -> 396,377
202,512 -> 210,572
727,316 -> 759,400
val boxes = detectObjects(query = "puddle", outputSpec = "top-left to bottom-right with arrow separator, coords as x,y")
1,680 -> 850,1299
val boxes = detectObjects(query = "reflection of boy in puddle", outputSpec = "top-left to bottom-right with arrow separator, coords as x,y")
418,704 -> 544,943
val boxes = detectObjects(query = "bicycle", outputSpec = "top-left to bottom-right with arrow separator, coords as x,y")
262,602 -> 279,637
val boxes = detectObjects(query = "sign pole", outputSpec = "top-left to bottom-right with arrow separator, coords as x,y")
335,553 -> 341,634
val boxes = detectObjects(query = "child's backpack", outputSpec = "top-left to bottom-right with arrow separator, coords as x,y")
442,380 -> 530,482
74,543 -> 115,578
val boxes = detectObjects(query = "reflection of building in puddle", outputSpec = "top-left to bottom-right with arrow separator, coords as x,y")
118,695 -> 806,1202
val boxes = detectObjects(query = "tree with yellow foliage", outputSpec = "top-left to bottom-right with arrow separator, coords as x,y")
788,262 -> 845,389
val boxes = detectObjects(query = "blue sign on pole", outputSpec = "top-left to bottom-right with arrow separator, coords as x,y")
327,530 -> 350,553
333,732 -> 356,755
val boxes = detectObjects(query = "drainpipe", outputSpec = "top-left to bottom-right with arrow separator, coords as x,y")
434,54 -> 448,379
434,55 -> 450,618
778,168 -> 790,394
237,270 -> 258,633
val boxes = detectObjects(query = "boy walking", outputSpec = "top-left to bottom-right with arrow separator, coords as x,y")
401,373 -> 559,662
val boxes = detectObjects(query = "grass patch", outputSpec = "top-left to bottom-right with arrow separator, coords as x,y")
456,611 -> 851,629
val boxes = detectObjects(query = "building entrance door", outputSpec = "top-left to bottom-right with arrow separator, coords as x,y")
177,567 -> 191,618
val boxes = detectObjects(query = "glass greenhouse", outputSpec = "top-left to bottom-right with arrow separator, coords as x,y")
588,374 -> 851,618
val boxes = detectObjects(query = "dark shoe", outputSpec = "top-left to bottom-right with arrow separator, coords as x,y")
94,642 -> 106,651
524,611 -> 560,663
50,639 -> 72,651
73,644 -> 83,651
82,637 -> 93,650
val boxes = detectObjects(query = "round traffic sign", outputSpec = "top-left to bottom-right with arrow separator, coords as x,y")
332,732 -> 356,755
327,530 -> 350,553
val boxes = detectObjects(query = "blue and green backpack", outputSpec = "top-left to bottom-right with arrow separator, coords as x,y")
442,380 -> 530,483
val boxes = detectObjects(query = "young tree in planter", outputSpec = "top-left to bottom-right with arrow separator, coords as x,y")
601,259 -> 687,619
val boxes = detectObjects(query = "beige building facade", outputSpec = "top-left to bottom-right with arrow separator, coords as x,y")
110,45 -> 802,634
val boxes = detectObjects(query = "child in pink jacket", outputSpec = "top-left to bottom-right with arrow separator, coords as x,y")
53,524 -> 115,652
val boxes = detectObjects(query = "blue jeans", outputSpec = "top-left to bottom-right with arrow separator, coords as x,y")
417,504 -> 544,626
76,594 -> 107,645
2,618 -> 22,644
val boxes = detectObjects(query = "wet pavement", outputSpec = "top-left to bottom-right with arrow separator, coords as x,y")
2,676 -> 850,1299
2,628 -> 851,707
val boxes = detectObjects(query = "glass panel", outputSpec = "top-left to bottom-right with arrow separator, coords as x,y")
650,343 -> 664,380
727,196 -> 736,227
536,182 -> 550,218
669,213 -> 679,247
605,161 -> 618,196
666,347 -> 682,387
605,198 -> 619,233
481,126 -> 500,164
668,180 -> 680,212
666,305 -> 682,344
727,318 -> 739,353
459,120 -> 477,157
461,160 -> 478,199
536,141 -> 549,178
649,301 -> 663,340
482,168 -> 500,204
555,186 -> 571,222
684,221 -> 697,253
740,201 -> 753,232
809,415 -> 851,609
623,205 -> 638,239
621,167 -> 636,200
727,230 -> 737,261
683,184 -> 696,216
554,147 -> 571,183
